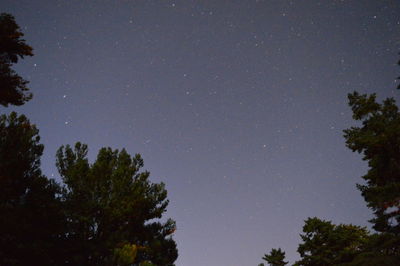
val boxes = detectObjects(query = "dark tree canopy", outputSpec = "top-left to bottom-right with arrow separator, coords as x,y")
0,112 -> 43,203
293,217 -> 369,266
0,112 -> 64,265
0,117 -> 178,265
0,113 -> 178,265
56,143 -> 178,265
344,92 -> 400,235
0,13 -> 33,106
262,248 -> 288,266
347,233 -> 400,266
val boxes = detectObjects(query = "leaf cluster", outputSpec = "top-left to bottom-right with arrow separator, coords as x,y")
0,112 -> 178,265
294,218 -> 369,266
55,143 -> 178,265
0,112 -> 65,265
261,248 -> 288,266
0,13 -> 33,106
344,92 -> 400,234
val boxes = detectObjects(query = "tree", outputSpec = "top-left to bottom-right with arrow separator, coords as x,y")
344,92 -> 400,235
346,233 -> 400,265
0,112 -> 64,265
56,143 -> 178,265
293,217 -> 369,266
397,54 -> 400,89
258,56 -> 400,265
261,248 -> 288,266
0,13 -> 33,106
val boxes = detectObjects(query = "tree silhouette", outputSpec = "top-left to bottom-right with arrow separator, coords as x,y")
56,143 -> 178,265
0,13 -> 33,106
0,112 -> 64,265
262,248 -> 288,266
293,217 -> 369,266
344,92 -> 400,235
261,90 -> 400,264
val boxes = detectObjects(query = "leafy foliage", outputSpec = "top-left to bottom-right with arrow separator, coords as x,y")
0,13 -> 33,106
293,217 -> 369,266
113,243 -> 138,265
0,112 -> 64,265
344,92 -> 400,234
0,114 -> 179,265
56,143 -> 178,265
262,248 -> 288,266
346,233 -> 400,265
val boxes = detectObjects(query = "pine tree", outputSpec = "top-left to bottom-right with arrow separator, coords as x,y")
262,248 -> 288,266
0,112 -> 64,265
0,13 -> 33,106
293,217 -> 369,266
344,92 -> 400,235
56,143 -> 178,265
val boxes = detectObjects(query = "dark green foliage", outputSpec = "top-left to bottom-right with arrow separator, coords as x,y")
0,112 -> 43,203
293,217 -> 369,266
344,92 -> 400,234
56,143 -> 178,265
262,220 -> 400,266
0,13 -> 33,106
0,117 -> 178,265
345,233 -> 400,265
0,112 -> 64,265
262,248 -> 288,266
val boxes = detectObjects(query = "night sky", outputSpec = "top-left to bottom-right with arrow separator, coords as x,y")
1,1 -> 399,265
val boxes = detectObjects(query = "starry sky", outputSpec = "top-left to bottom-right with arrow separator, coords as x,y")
1,1 -> 400,265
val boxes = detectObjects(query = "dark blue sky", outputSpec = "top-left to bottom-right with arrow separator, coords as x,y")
1,1 -> 399,265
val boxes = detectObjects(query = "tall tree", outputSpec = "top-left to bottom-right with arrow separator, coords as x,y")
56,143 -> 178,265
0,112 -> 64,265
344,92 -> 400,235
261,248 -> 288,266
0,13 -> 33,106
293,217 -> 369,266
397,54 -> 400,89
